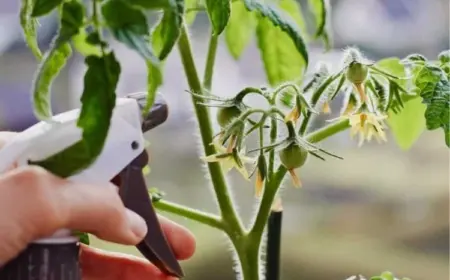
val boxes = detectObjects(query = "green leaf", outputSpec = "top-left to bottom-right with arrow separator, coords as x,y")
127,0 -> 169,9
30,53 -> 121,178
254,0 -> 308,86
387,88 -> 427,150
280,0 -> 308,39
185,0 -> 199,25
151,0 -> 184,60
72,29 -> 102,57
101,0 -> 159,65
20,0 -> 42,60
380,271 -> 395,280
141,0 -> 183,113
205,0 -> 231,35
32,0 -> 64,17
57,0 -> 85,43
32,42 -> 72,120
438,50 -> 450,64
414,64 -> 450,147
225,1 -> 256,60
144,61 -> 163,115
376,58 -> 426,150
244,0 -> 309,74
73,231 -> 90,245
307,0 -> 332,49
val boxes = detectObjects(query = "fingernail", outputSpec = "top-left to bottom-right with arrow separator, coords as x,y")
125,209 -> 148,239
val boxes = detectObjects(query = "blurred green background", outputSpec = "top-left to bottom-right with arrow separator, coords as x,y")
0,0 -> 448,279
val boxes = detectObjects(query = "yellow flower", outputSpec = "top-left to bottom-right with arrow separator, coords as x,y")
254,154 -> 267,198
202,138 -> 255,179
342,101 -> 355,116
322,101 -> 331,114
255,170 -> 264,197
347,112 -> 388,146
284,107 -> 300,123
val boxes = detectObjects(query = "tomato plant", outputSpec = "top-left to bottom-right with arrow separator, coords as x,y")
19,0 -> 449,279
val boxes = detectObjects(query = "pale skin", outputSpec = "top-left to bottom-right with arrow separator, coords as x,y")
0,132 -> 196,280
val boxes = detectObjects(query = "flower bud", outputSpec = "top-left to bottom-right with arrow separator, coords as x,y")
346,62 -> 369,84
217,106 -> 242,128
255,154 -> 267,197
279,143 -> 308,170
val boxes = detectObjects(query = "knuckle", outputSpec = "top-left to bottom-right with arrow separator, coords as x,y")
13,166 -> 54,186
99,185 -> 127,224
104,187 -> 124,214
10,166 -> 65,232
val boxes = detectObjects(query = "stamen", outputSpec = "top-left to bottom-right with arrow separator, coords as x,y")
359,113 -> 367,127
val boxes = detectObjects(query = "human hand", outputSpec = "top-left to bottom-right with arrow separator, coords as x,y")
0,132 -> 195,280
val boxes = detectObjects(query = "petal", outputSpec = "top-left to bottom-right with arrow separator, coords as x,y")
255,172 -> 264,198
221,159 -> 235,173
322,102 -> 331,114
202,155 -> 220,162
235,163 -> 250,180
288,169 -> 302,188
285,108 -> 300,123
358,131 -> 365,147
350,126 -> 359,138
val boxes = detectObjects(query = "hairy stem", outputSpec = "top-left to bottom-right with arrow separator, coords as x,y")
154,200 -> 224,230
250,167 -> 286,235
242,119 -> 351,279
177,24 -> 243,235
268,117 -> 277,178
253,119 -> 350,234
203,33 -> 219,90
237,242 -> 261,280
306,119 -> 350,143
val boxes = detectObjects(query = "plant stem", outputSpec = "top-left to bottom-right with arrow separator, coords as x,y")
237,242 -> 261,280
242,118 -> 351,279
154,200 -> 224,230
306,119 -> 350,143
203,33 -> 219,90
268,117 -> 277,178
177,24 -> 243,235
250,167 -> 286,235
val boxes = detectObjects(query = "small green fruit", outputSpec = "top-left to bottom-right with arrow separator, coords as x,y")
217,106 -> 242,127
346,62 -> 369,84
279,143 -> 308,170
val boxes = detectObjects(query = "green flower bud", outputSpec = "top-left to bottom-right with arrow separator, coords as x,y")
346,62 -> 369,84
279,143 -> 308,170
217,106 -> 242,128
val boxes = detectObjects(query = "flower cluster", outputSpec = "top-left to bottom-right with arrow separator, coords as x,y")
193,48 -> 411,195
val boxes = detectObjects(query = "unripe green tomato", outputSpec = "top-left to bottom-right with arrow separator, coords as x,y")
279,143 -> 308,170
346,62 -> 369,84
217,106 -> 242,127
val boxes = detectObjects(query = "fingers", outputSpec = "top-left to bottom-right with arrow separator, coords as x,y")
0,166 -> 147,263
157,216 -> 196,260
80,245 -> 178,280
